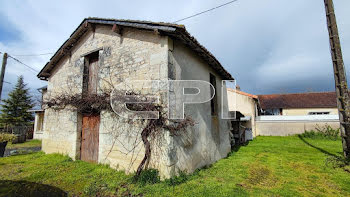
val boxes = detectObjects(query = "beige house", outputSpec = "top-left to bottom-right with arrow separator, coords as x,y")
35,18 -> 234,178
227,88 -> 258,137
256,92 -> 340,136
258,91 -> 339,116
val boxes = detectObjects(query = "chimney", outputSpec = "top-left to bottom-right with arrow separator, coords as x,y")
236,85 -> 241,91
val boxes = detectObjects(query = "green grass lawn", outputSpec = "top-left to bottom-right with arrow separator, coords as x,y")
6,139 -> 42,149
1,136 -> 350,196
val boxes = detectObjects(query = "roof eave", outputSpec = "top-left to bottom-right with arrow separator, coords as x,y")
37,18 -> 234,81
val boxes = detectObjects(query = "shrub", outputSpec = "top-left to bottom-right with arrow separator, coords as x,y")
300,124 -> 340,140
165,171 -> 189,186
135,169 -> 160,186
325,155 -> 349,169
0,133 -> 16,143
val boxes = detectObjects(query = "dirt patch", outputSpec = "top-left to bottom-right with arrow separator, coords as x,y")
241,163 -> 278,189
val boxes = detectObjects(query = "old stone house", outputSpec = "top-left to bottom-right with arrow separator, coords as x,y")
36,18 -> 234,178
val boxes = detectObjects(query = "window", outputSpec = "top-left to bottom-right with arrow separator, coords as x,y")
308,112 -> 330,115
210,73 -> 217,115
263,109 -> 281,115
36,112 -> 44,132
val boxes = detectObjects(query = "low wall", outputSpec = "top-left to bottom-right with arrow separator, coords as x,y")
255,115 -> 340,136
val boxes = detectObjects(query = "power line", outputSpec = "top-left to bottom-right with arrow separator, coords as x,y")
7,54 -> 39,73
1,0 -> 237,75
12,52 -> 53,57
173,0 -> 238,23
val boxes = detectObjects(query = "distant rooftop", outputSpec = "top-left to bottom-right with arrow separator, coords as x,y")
258,91 -> 338,110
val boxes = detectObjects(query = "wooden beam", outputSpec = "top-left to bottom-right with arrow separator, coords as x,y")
112,24 -> 122,35
153,29 -> 160,35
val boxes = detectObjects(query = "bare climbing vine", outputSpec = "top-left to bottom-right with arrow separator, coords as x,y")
42,48 -> 194,179
43,91 -> 194,178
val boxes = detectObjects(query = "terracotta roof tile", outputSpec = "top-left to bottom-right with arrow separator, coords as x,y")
227,88 -> 258,99
258,91 -> 338,110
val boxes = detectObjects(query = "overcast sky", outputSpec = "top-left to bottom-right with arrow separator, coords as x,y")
0,0 -> 349,98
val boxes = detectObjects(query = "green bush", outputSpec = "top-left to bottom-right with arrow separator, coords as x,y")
300,124 -> 340,140
0,133 -> 16,143
165,171 -> 189,186
135,169 -> 160,186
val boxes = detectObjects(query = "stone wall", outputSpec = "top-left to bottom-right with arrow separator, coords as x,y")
42,108 -> 81,159
42,25 -> 171,176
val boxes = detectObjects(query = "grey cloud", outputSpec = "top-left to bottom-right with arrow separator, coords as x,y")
0,0 -> 349,97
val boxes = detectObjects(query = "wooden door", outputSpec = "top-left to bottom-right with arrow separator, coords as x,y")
88,55 -> 99,95
81,114 -> 100,163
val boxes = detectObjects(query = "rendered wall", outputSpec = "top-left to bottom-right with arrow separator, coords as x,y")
168,38 -> 231,175
227,89 -> 257,136
256,115 -> 340,136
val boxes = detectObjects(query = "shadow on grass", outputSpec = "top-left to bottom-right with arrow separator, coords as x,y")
0,180 -> 67,197
298,135 -> 341,159
228,141 -> 250,157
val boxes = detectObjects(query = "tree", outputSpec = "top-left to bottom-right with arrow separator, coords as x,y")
0,76 -> 34,126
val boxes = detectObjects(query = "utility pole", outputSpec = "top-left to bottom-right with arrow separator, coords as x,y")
324,0 -> 350,159
0,52 -> 8,101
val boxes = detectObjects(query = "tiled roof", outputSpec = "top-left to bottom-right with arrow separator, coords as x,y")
227,88 -> 258,99
258,91 -> 338,110
37,17 -> 233,81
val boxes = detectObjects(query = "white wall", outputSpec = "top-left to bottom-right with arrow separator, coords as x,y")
256,115 -> 340,136
227,89 -> 257,136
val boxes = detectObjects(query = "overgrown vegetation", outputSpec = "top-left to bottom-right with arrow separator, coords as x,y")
1,136 -> 350,196
0,133 -> 16,143
299,124 -> 340,140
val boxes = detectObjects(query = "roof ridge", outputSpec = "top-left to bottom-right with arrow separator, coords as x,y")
38,17 -> 233,81
258,91 -> 337,96
86,17 -> 186,28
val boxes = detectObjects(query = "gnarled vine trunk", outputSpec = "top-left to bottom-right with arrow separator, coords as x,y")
135,119 -> 156,177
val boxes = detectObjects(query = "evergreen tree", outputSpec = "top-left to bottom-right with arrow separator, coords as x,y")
0,76 -> 34,126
